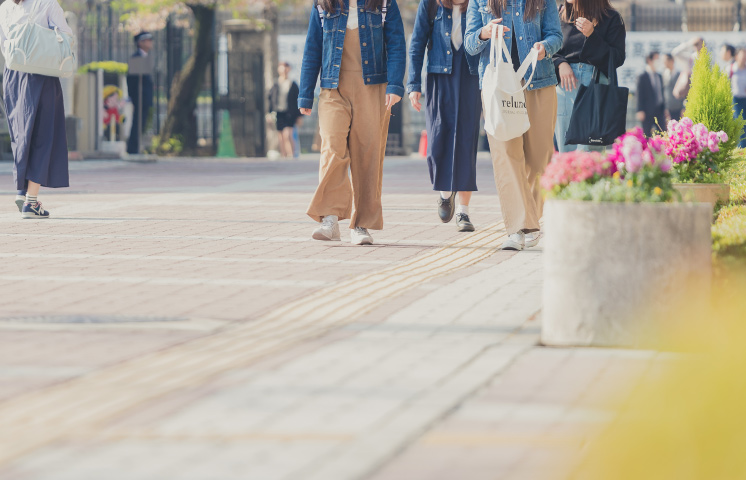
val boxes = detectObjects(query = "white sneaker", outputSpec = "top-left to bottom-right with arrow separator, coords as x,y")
350,227 -> 374,246
501,232 -> 525,251
524,231 -> 543,248
312,215 -> 341,241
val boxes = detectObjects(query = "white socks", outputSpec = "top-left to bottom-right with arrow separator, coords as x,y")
456,204 -> 469,215
25,194 -> 38,205
440,191 -> 452,199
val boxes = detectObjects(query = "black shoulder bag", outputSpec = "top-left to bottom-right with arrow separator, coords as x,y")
564,55 -> 629,147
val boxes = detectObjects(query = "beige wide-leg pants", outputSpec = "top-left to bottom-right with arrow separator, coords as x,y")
486,85 -> 557,234
306,28 -> 390,230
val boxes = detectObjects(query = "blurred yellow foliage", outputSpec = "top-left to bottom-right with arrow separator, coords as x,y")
572,272 -> 746,480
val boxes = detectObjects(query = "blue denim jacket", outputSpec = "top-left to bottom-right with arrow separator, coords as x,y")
407,0 -> 479,94
464,0 -> 562,90
298,0 -> 407,109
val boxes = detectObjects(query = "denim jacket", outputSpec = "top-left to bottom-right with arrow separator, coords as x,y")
407,0 -> 479,94
464,0 -> 562,91
298,0 -> 407,109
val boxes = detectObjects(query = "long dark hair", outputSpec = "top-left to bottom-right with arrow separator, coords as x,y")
561,0 -> 612,23
488,0 -> 543,21
439,0 -> 470,10
318,0 -> 384,13
13,0 -> 24,4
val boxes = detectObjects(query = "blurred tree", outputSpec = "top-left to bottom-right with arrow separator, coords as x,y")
111,0 -> 273,154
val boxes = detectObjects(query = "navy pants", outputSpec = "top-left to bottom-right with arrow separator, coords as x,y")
3,68 -> 69,191
425,48 -> 481,192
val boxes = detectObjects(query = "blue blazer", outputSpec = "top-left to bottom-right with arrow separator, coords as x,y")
407,0 -> 479,94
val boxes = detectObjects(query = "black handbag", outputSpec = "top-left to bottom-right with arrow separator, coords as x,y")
564,55 -> 629,147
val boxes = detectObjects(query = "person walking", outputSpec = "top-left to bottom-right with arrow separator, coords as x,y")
552,0 -> 625,153
299,0 -> 406,245
126,31 -> 154,155
408,0 -> 481,232
268,62 -> 302,158
0,0 -> 72,219
721,44 -> 735,70
636,51 -> 666,136
465,0 -> 563,251
663,53 -> 684,122
730,48 -> 746,148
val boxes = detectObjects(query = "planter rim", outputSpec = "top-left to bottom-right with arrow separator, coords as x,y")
545,199 -> 712,209
673,182 -> 730,188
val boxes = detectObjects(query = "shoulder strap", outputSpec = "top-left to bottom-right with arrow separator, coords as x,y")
382,0 -> 389,25
427,0 -> 438,24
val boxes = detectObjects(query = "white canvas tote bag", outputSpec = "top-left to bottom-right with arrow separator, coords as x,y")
482,25 -> 538,141
2,0 -> 76,78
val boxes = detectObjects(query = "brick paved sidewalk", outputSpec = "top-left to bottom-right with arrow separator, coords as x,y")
0,158 -> 668,480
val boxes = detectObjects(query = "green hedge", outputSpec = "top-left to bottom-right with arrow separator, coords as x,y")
713,151 -> 746,269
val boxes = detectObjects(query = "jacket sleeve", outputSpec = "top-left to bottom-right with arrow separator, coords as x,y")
580,12 -> 626,73
671,41 -> 694,64
539,0 -> 563,57
383,0 -> 407,98
407,0 -> 433,94
464,0 -> 487,57
298,5 -> 323,110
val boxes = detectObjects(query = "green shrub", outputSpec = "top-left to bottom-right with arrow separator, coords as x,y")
685,45 -> 746,172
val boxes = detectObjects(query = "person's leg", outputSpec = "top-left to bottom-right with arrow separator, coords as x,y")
127,104 -> 140,155
306,88 -> 353,223
348,82 -> 389,231
522,86 -> 558,221
282,128 -> 295,158
554,64 -> 586,153
458,191 -> 472,206
277,130 -> 287,157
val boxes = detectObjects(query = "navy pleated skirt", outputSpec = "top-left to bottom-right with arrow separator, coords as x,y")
425,47 -> 481,192
3,68 -> 69,191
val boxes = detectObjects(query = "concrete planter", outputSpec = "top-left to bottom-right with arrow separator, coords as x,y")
542,201 -> 713,348
674,183 -> 730,206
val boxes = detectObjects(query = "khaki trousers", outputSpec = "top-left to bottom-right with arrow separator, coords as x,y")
486,86 -> 557,234
306,28 -> 390,230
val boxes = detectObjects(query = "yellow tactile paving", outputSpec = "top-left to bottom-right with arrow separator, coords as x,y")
0,222 -> 507,466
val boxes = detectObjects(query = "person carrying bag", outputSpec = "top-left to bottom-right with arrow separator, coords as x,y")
1,0 -> 73,219
563,54 -> 628,147
482,25 -> 538,141
465,0 -> 563,251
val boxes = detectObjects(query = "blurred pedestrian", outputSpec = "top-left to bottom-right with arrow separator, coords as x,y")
553,0 -> 626,153
663,53 -> 684,122
721,44 -> 735,69
0,0 -> 72,218
408,0 -> 481,233
465,0 -> 563,251
672,36 -> 703,71
268,62 -> 302,158
299,0 -> 406,246
730,48 -> 746,148
126,31 -> 154,155
636,51 -> 666,136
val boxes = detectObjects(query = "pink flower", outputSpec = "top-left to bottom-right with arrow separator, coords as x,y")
718,131 -> 729,143
680,117 -> 694,128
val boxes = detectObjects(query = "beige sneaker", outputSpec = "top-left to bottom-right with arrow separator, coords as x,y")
524,231 -> 543,248
350,227 -> 373,246
312,215 -> 341,241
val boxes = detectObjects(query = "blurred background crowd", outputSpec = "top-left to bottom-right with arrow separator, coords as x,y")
1,0 -> 746,160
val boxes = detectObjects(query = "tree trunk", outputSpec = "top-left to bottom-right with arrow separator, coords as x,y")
158,4 -> 215,155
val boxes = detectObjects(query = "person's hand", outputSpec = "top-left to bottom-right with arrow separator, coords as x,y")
558,62 -> 577,91
533,42 -> 546,61
409,92 -> 422,112
636,111 -> 646,122
479,19 -> 510,41
386,94 -> 401,111
575,17 -> 594,37
300,108 -> 312,116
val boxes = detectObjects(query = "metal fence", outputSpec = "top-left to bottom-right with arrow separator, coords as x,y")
77,5 -> 219,153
